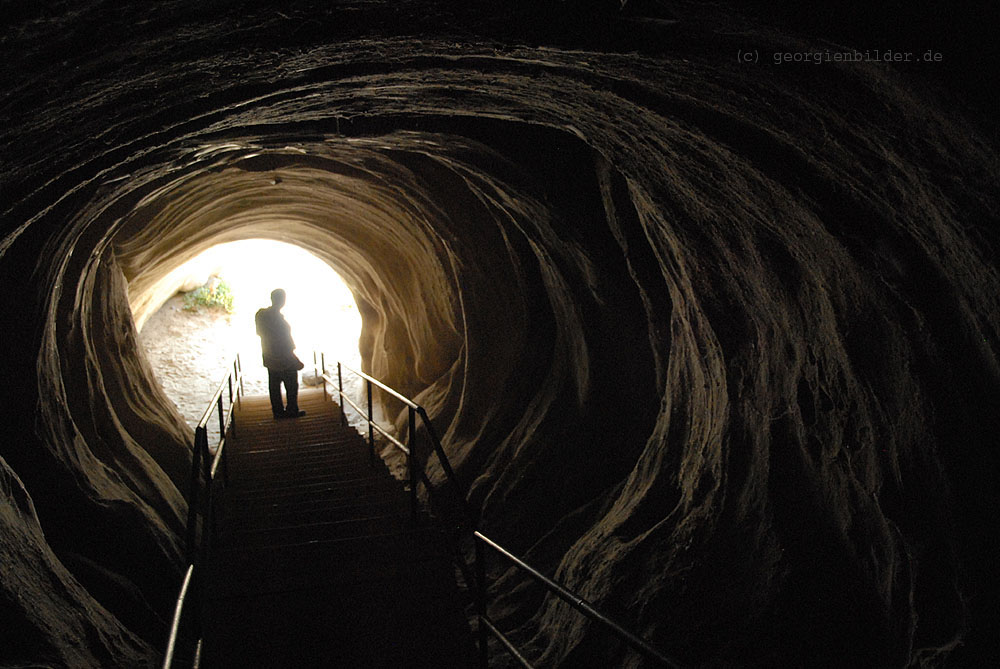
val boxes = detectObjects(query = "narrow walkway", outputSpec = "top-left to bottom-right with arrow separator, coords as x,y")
201,388 -> 476,668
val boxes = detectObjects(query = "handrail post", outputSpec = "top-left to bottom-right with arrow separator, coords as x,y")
408,406 -> 418,521
476,536 -> 489,668
216,395 -> 225,442
199,438 -> 212,567
366,377 -> 374,465
227,373 -> 236,437
202,482 -> 213,584
185,428 -> 205,562
317,353 -> 324,402
221,441 -> 230,487
337,360 -> 346,427
236,353 -> 244,397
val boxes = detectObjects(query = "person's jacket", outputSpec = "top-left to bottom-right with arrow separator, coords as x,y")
255,306 -> 301,371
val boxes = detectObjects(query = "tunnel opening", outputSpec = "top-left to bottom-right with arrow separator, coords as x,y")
3,4 -> 999,663
132,238 -> 363,430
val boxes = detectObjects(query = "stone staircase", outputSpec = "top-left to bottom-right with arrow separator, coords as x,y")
200,388 -> 476,668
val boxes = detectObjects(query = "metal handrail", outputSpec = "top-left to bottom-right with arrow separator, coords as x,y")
162,352 -> 673,667
333,380 -> 411,455
315,353 -> 482,633
480,615 -> 533,669
163,354 -> 244,669
315,354 -> 475,527
338,361 -> 420,410
163,564 -> 195,666
314,353 -> 675,668
196,356 -> 243,481
474,531 -> 678,668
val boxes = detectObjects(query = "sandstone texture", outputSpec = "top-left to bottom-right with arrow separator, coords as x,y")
1,2 -> 997,666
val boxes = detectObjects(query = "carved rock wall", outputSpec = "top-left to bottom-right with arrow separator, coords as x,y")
1,2 -> 997,666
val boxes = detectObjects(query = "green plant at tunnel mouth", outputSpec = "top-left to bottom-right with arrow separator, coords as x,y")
182,278 -> 234,313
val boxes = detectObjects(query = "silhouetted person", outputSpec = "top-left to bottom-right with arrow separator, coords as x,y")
255,288 -> 306,419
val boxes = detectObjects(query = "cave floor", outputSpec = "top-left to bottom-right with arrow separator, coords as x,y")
199,388 -> 476,668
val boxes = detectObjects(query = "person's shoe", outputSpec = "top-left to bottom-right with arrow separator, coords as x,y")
285,409 -> 306,418
272,412 -> 285,419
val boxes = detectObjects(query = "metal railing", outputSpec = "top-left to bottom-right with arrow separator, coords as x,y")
314,353 -> 676,668
474,532 -> 678,668
315,353 -> 475,529
160,353 -> 674,667
162,355 -> 244,669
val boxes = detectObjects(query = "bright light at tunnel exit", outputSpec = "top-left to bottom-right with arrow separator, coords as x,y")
174,239 -> 361,380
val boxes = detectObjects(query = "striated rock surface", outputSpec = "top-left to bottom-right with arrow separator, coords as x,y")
1,1 -> 998,666
1,457 -> 157,667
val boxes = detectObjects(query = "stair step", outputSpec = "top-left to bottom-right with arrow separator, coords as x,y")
231,453 -> 373,469
200,389 -> 476,667
231,439 -> 365,454
208,529 -> 451,596
219,513 -> 415,546
227,470 -> 399,494
228,464 -> 387,488
227,486 -> 403,510
225,497 -> 409,524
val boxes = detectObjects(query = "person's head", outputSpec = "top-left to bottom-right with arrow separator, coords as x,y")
270,288 -> 286,309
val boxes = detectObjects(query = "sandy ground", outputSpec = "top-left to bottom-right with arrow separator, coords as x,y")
139,295 -> 381,438
139,296 -> 265,428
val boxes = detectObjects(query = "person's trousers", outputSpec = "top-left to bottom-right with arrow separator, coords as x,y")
267,368 -> 299,416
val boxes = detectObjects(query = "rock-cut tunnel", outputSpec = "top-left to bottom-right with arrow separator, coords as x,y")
1,2 -> 998,667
